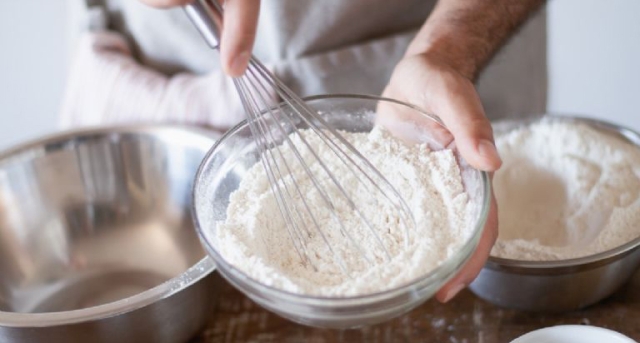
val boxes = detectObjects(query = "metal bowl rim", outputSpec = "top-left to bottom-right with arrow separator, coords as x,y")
0,124 -> 218,327
192,93 -> 492,304
487,114 -> 640,272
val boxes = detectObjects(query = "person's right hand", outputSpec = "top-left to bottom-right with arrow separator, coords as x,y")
140,0 -> 260,77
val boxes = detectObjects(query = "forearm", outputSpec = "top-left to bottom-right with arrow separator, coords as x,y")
407,0 -> 545,80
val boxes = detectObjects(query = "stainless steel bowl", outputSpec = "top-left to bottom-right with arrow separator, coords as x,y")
0,126 -> 218,342
470,115 -> 640,312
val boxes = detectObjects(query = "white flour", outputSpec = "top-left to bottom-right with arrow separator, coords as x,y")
492,119 -> 640,261
215,126 -> 477,296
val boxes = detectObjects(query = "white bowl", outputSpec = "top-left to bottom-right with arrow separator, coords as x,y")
511,325 -> 636,343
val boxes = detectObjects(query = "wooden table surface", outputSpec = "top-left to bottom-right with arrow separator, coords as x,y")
190,270 -> 640,343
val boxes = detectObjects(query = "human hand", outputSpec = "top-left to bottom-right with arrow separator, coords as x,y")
382,53 -> 501,302
139,0 -> 259,77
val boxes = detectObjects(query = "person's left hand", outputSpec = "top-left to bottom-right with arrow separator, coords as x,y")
382,53 -> 500,302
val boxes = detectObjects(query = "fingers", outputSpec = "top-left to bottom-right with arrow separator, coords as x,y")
431,73 -> 502,171
220,0 -> 260,77
436,192 -> 498,302
139,0 -> 192,8
385,55 -> 502,172
379,86 -> 455,149
141,0 -> 259,77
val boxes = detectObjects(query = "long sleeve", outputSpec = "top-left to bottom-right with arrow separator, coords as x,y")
59,28 -> 261,132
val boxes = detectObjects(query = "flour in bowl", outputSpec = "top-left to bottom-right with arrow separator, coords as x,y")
492,119 -> 640,261
215,126 -> 479,296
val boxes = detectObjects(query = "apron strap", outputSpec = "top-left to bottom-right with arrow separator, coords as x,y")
82,0 -> 109,31
85,0 -> 103,6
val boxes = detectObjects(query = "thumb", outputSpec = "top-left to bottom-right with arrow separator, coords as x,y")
431,75 -> 501,171
385,56 -> 501,171
220,0 -> 260,77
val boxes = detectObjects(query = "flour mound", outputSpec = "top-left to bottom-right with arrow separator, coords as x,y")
492,119 -> 640,261
215,126 -> 477,296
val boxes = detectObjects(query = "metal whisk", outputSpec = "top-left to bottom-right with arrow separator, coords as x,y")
185,0 -> 416,274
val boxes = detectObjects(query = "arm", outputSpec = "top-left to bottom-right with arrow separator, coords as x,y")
409,0 -> 546,80
382,0 -> 544,302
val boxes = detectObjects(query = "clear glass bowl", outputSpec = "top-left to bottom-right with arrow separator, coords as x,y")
192,94 -> 491,328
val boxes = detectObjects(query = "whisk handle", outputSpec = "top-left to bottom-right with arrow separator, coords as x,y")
183,0 -> 223,49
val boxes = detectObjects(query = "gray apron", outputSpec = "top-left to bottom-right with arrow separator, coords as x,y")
69,0 -> 547,120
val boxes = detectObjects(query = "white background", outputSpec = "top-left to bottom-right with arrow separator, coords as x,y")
547,0 -> 640,123
0,1 -> 68,149
0,1 -> 639,149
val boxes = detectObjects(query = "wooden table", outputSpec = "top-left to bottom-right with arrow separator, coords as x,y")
191,270 -> 640,342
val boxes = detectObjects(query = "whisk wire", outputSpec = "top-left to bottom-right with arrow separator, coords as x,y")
232,79 -> 312,267
236,73 -> 357,274
240,68 -> 371,272
248,59 -> 415,252
183,0 -> 416,275
236,56 -> 418,273
243,64 -> 388,264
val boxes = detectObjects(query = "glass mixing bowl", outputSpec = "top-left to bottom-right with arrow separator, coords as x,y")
192,94 -> 491,328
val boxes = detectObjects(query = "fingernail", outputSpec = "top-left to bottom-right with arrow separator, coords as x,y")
230,51 -> 251,76
477,139 -> 502,170
442,283 -> 465,303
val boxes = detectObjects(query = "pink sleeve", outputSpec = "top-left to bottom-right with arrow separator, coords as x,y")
59,31 -> 274,132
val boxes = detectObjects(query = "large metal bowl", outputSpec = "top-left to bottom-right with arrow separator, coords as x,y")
470,115 -> 640,312
0,126 -> 218,342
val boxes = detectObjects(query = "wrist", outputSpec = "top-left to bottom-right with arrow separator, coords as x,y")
405,24 -> 482,81
405,0 -> 544,82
